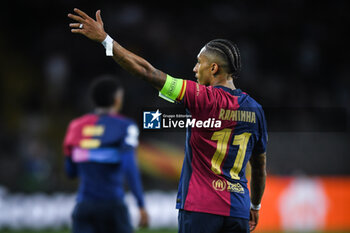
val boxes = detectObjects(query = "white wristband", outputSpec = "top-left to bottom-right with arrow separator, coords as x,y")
101,34 -> 114,56
250,202 -> 261,210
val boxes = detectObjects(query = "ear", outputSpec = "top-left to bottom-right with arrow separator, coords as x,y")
210,63 -> 219,76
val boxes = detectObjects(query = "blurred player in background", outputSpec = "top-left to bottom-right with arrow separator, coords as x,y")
68,8 -> 267,233
63,77 -> 148,233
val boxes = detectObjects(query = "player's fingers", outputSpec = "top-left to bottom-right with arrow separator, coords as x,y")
249,221 -> 254,230
249,212 -> 256,230
69,23 -> 81,28
250,224 -> 256,232
68,13 -> 85,23
73,8 -> 90,20
71,29 -> 84,34
96,10 -> 103,25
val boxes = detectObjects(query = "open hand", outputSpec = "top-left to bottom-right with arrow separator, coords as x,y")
68,8 -> 107,43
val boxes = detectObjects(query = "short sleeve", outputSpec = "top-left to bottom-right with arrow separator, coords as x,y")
253,107 -> 268,155
122,124 -> 139,149
63,122 -> 74,156
182,80 -> 215,115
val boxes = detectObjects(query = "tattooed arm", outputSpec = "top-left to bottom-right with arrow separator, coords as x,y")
111,41 -> 166,90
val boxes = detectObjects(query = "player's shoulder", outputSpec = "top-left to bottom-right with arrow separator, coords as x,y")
221,88 -> 265,116
186,80 -> 219,100
107,115 -> 139,147
68,113 -> 136,128
101,114 -> 139,135
241,92 -> 263,108
238,93 -> 266,123
107,114 -> 137,127
68,113 -> 98,129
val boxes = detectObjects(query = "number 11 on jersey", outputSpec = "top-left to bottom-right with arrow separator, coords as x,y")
211,129 -> 251,180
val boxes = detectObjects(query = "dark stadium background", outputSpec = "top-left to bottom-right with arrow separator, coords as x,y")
0,0 -> 349,232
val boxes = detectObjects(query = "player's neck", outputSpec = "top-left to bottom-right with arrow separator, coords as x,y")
211,75 -> 236,90
95,107 -> 119,115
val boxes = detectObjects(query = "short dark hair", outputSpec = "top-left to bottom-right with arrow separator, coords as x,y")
90,77 -> 123,107
205,39 -> 241,79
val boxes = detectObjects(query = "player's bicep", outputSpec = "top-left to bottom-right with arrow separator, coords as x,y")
158,74 -> 187,103
249,152 -> 266,170
149,68 -> 167,91
158,75 -> 211,115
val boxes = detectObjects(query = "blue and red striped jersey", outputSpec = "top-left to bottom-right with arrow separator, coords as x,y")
176,80 -> 267,219
63,113 -> 144,207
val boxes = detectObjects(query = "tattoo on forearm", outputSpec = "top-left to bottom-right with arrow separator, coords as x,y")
150,69 -> 165,90
111,41 -> 166,90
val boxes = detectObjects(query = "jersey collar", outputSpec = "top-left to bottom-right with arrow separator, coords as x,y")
214,85 -> 243,96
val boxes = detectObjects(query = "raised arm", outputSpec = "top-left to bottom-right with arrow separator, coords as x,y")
68,8 -> 166,90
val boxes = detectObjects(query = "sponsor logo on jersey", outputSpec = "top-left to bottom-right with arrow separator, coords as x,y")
227,182 -> 245,194
212,179 -> 227,191
212,179 -> 245,194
